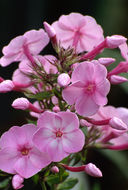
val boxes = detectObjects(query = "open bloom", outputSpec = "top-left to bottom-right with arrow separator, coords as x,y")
33,111 -> 85,162
0,29 -> 49,67
0,124 -> 51,178
62,61 -> 110,116
52,13 -> 104,53
89,106 -> 128,143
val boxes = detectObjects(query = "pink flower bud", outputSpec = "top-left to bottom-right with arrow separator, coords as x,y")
109,75 -> 128,84
51,96 -> 58,105
53,105 -> 60,112
57,73 -> 70,87
12,174 -> 24,189
98,57 -> 115,66
109,117 -> 127,130
0,80 -> 15,93
12,98 -> 30,110
106,35 -> 127,49
51,166 -> 59,173
43,22 -> 56,38
85,163 -> 102,177
80,119 -> 92,127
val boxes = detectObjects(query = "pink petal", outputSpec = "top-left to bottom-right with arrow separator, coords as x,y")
92,91 -> 108,105
57,112 -> 79,132
3,36 -> 26,55
24,29 -> 49,55
29,147 -> 51,169
94,63 -> 108,83
12,69 -> 31,84
58,13 -> 86,30
62,81 -> 85,105
62,130 -> 85,153
14,156 -> 40,178
96,79 -> 110,96
71,62 -> 95,83
75,94 -> 99,116
46,138 -> 69,162
0,147 -> 20,174
33,128 -> 55,152
37,111 -> 59,130
19,60 -> 33,74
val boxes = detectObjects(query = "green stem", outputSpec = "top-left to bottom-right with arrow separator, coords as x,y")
40,181 -> 47,190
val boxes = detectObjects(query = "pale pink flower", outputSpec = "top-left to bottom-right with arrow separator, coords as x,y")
62,61 -> 110,116
33,111 -> 85,162
106,107 -> 128,150
0,29 -> 49,67
52,13 -> 104,53
89,106 -> 127,143
0,124 -> 51,178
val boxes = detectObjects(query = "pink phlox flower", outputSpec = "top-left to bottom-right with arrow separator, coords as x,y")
0,124 -> 51,178
90,106 -> 127,143
62,61 -> 110,116
104,106 -> 128,150
0,29 -> 49,67
33,111 -> 85,162
52,12 -> 104,53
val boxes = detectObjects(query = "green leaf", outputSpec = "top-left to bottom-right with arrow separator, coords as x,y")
25,91 -> 53,100
32,174 -> 39,185
57,177 -> 78,190
46,171 -> 69,187
0,177 -> 11,189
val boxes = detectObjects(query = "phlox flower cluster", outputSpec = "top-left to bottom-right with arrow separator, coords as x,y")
0,12 -> 128,189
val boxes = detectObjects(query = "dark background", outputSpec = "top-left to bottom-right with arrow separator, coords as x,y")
0,0 -> 128,189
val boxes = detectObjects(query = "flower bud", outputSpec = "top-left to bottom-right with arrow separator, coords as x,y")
12,174 -> 24,189
43,22 -> 56,38
109,75 -> 128,84
80,119 -> 92,127
98,57 -> 115,66
85,163 -> 102,177
0,80 -> 15,93
51,166 -> 59,173
53,105 -> 60,112
57,73 -> 70,87
12,98 -> 30,110
109,117 -> 127,130
106,35 -> 127,49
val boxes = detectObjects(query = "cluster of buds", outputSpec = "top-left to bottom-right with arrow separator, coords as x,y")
0,12 -> 128,189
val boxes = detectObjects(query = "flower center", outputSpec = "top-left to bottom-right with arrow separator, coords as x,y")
85,83 -> 96,94
21,148 -> 29,156
56,131 -> 63,138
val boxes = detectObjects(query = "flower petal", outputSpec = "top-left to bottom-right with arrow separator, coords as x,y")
62,81 -> 85,105
0,147 -> 20,174
62,130 -> 85,153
